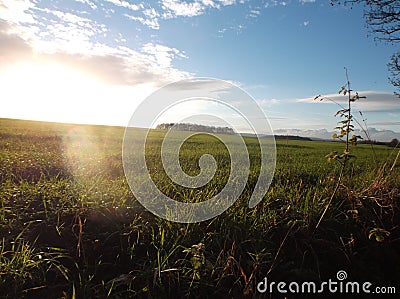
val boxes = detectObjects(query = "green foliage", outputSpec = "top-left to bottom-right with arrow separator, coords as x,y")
0,235 -> 69,298
313,70 -> 400,240
182,243 -> 206,280
316,69 -> 366,165
368,228 -> 390,243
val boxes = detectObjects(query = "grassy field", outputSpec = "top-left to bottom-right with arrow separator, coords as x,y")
0,118 -> 399,298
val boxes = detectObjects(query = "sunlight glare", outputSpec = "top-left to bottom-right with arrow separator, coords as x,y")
0,62 -> 152,126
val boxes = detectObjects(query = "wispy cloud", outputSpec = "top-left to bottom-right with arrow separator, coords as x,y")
299,0 -> 316,4
124,12 -> 160,30
369,121 -> 400,126
161,0 -> 207,18
247,9 -> 261,18
219,0 -> 236,5
114,1 -> 240,30
0,0 -> 36,24
160,0 -> 238,19
0,20 -> 32,63
273,127 -> 400,142
0,1 -> 190,87
297,91 -> 400,112
74,0 -> 97,10
257,98 -> 280,108
103,0 -> 142,12
141,42 -> 187,68
33,7 -> 107,54
265,0 -> 291,8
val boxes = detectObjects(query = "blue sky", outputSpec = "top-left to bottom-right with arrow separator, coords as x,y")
0,0 -> 399,140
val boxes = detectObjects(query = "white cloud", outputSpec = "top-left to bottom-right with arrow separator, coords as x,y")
161,0 -> 205,18
124,7 -> 161,29
124,13 -> 160,30
0,2 -> 191,87
160,0 -> 237,19
1,1 -> 106,51
370,121 -> 400,126
74,0 -> 97,10
103,0 -> 142,12
0,26 -> 190,86
144,7 -> 160,19
0,0 -> 36,24
248,9 -> 261,18
202,0 -> 220,8
219,0 -> 236,5
273,128 -> 400,142
141,42 -> 187,68
257,98 -> 280,108
30,7 -> 107,54
0,20 -> 32,63
299,0 -> 316,3
297,91 -> 400,112
0,0 -> 258,127
264,0 -> 278,8
43,8 -> 97,27
303,20 -> 309,26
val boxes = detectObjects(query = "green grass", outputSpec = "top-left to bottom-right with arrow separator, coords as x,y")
0,118 -> 399,298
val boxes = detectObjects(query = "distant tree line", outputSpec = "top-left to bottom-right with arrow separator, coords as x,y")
156,123 -> 235,135
359,138 -> 399,147
273,135 -> 312,141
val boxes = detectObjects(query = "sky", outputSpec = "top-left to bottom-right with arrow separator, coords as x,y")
1,0 -> 399,140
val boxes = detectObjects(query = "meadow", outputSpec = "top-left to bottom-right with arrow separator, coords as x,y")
0,118 -> 399,298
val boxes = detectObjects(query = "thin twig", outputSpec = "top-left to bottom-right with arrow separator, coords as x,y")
390,150 -> 400,173
266,224 -> 295,276
314,158 -> 345,232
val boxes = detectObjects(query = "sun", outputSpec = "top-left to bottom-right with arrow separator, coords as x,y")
0,62 -> 100,122
2,62 -> 93,93
0,61 -> 156,126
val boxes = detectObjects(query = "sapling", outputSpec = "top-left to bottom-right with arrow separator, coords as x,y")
314,68 -> 366,230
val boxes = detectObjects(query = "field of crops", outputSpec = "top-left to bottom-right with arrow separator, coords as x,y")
0,118 -> 399,298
